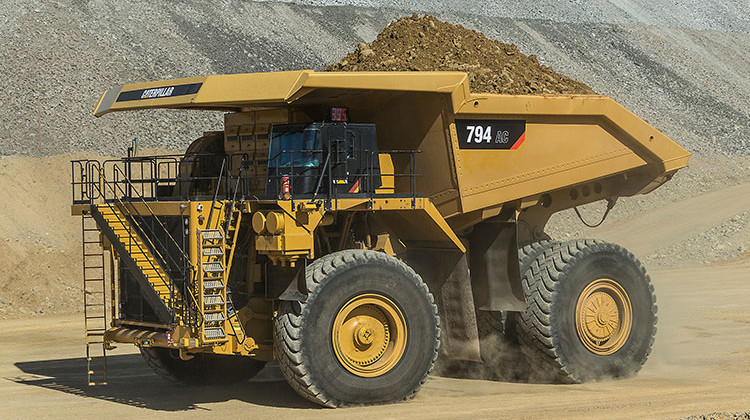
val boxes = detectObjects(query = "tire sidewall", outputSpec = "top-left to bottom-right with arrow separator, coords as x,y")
300,255 -> 437,405
552,245 -> 656,381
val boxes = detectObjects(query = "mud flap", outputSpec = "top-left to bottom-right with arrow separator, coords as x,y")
470,218 -> 525,312
266,261 -> 308,301
404,249 -> 481,362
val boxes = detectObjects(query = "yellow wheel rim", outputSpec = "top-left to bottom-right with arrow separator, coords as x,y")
332,293 -> 407,377
575,278 -> 632,355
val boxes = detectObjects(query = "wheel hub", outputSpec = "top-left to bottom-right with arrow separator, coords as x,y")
355,325 -> 376,346
332,294 -> 407,377
575,279 -> 632,355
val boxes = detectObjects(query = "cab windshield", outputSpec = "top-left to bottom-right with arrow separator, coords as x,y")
268,124 -> 322,168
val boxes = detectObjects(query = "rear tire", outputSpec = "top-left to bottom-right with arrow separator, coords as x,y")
517,239 -> 657,383
140,347 -> 266,386
273,250 -> 439,407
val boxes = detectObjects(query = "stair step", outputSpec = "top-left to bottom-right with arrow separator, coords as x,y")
203,280 -> 224,289
200,230 -> 223,240
204,327 -> 225,340
204,312 -> 226,322
202,262 -> 224,273
204,294 -> 224,305
202,247 -> 224,256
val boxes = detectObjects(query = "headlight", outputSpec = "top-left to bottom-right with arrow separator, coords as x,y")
252,212 -> 267,234
266,212 -> 285,235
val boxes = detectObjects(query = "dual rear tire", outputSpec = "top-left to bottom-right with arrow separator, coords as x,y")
492,239 -> 657,383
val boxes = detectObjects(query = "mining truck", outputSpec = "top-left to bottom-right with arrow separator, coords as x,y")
72,70 -> 690,406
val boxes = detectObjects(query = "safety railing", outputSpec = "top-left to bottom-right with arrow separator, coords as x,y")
83,164 -> 181,322
72,149 -> 421,207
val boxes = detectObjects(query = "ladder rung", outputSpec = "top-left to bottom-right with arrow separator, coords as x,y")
87,356 -> 106,360
88,370 -> 106,374
85,266 -> 104,269
84,278 -> 104,282
204,312 -> 225,322
200,230 -> 223,240
202,262 -> 224,273
202,247 -> 224,256
88,382 -> 107,386
204,294 -> 224,305
203,280 -> 224,289
87,332 -> 105,336
204,327 -> 225,339
86,316 -> 106,319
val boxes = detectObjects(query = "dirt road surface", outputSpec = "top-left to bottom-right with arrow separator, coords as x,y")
1,262 -> 748,419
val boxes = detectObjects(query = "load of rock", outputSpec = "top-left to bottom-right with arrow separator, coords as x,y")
326,14 -> 595,95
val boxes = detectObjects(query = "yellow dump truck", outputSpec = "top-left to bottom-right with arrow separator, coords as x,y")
72,70 -> 690,406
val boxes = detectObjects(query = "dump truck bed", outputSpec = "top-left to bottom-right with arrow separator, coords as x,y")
94,70 -> 691,220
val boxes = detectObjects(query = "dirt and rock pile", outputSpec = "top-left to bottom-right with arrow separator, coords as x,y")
326,14 -> 596,95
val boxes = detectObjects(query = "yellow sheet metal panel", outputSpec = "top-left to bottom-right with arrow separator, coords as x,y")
456,94 -> 690,171
454,121 -> 647,213
94,75 -> 208,116
304,71 -> 467,93
451,94 -> 690,214
371,92 -> 459,212
93,70 -> 468,116
196,71 -> 311,106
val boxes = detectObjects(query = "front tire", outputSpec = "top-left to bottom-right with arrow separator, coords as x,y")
517,239 -> 657,383
274,250 -> 440,407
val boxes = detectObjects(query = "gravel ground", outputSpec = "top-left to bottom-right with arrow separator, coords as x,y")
643,211 -> 750,267
270,0 -> 750,33
683,413 -> 750,420
0,1 -> 747,156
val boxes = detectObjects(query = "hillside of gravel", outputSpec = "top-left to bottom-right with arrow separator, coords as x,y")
273,0 -> 750,33
326,14 -> 595,95
0,1 -> 747,156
